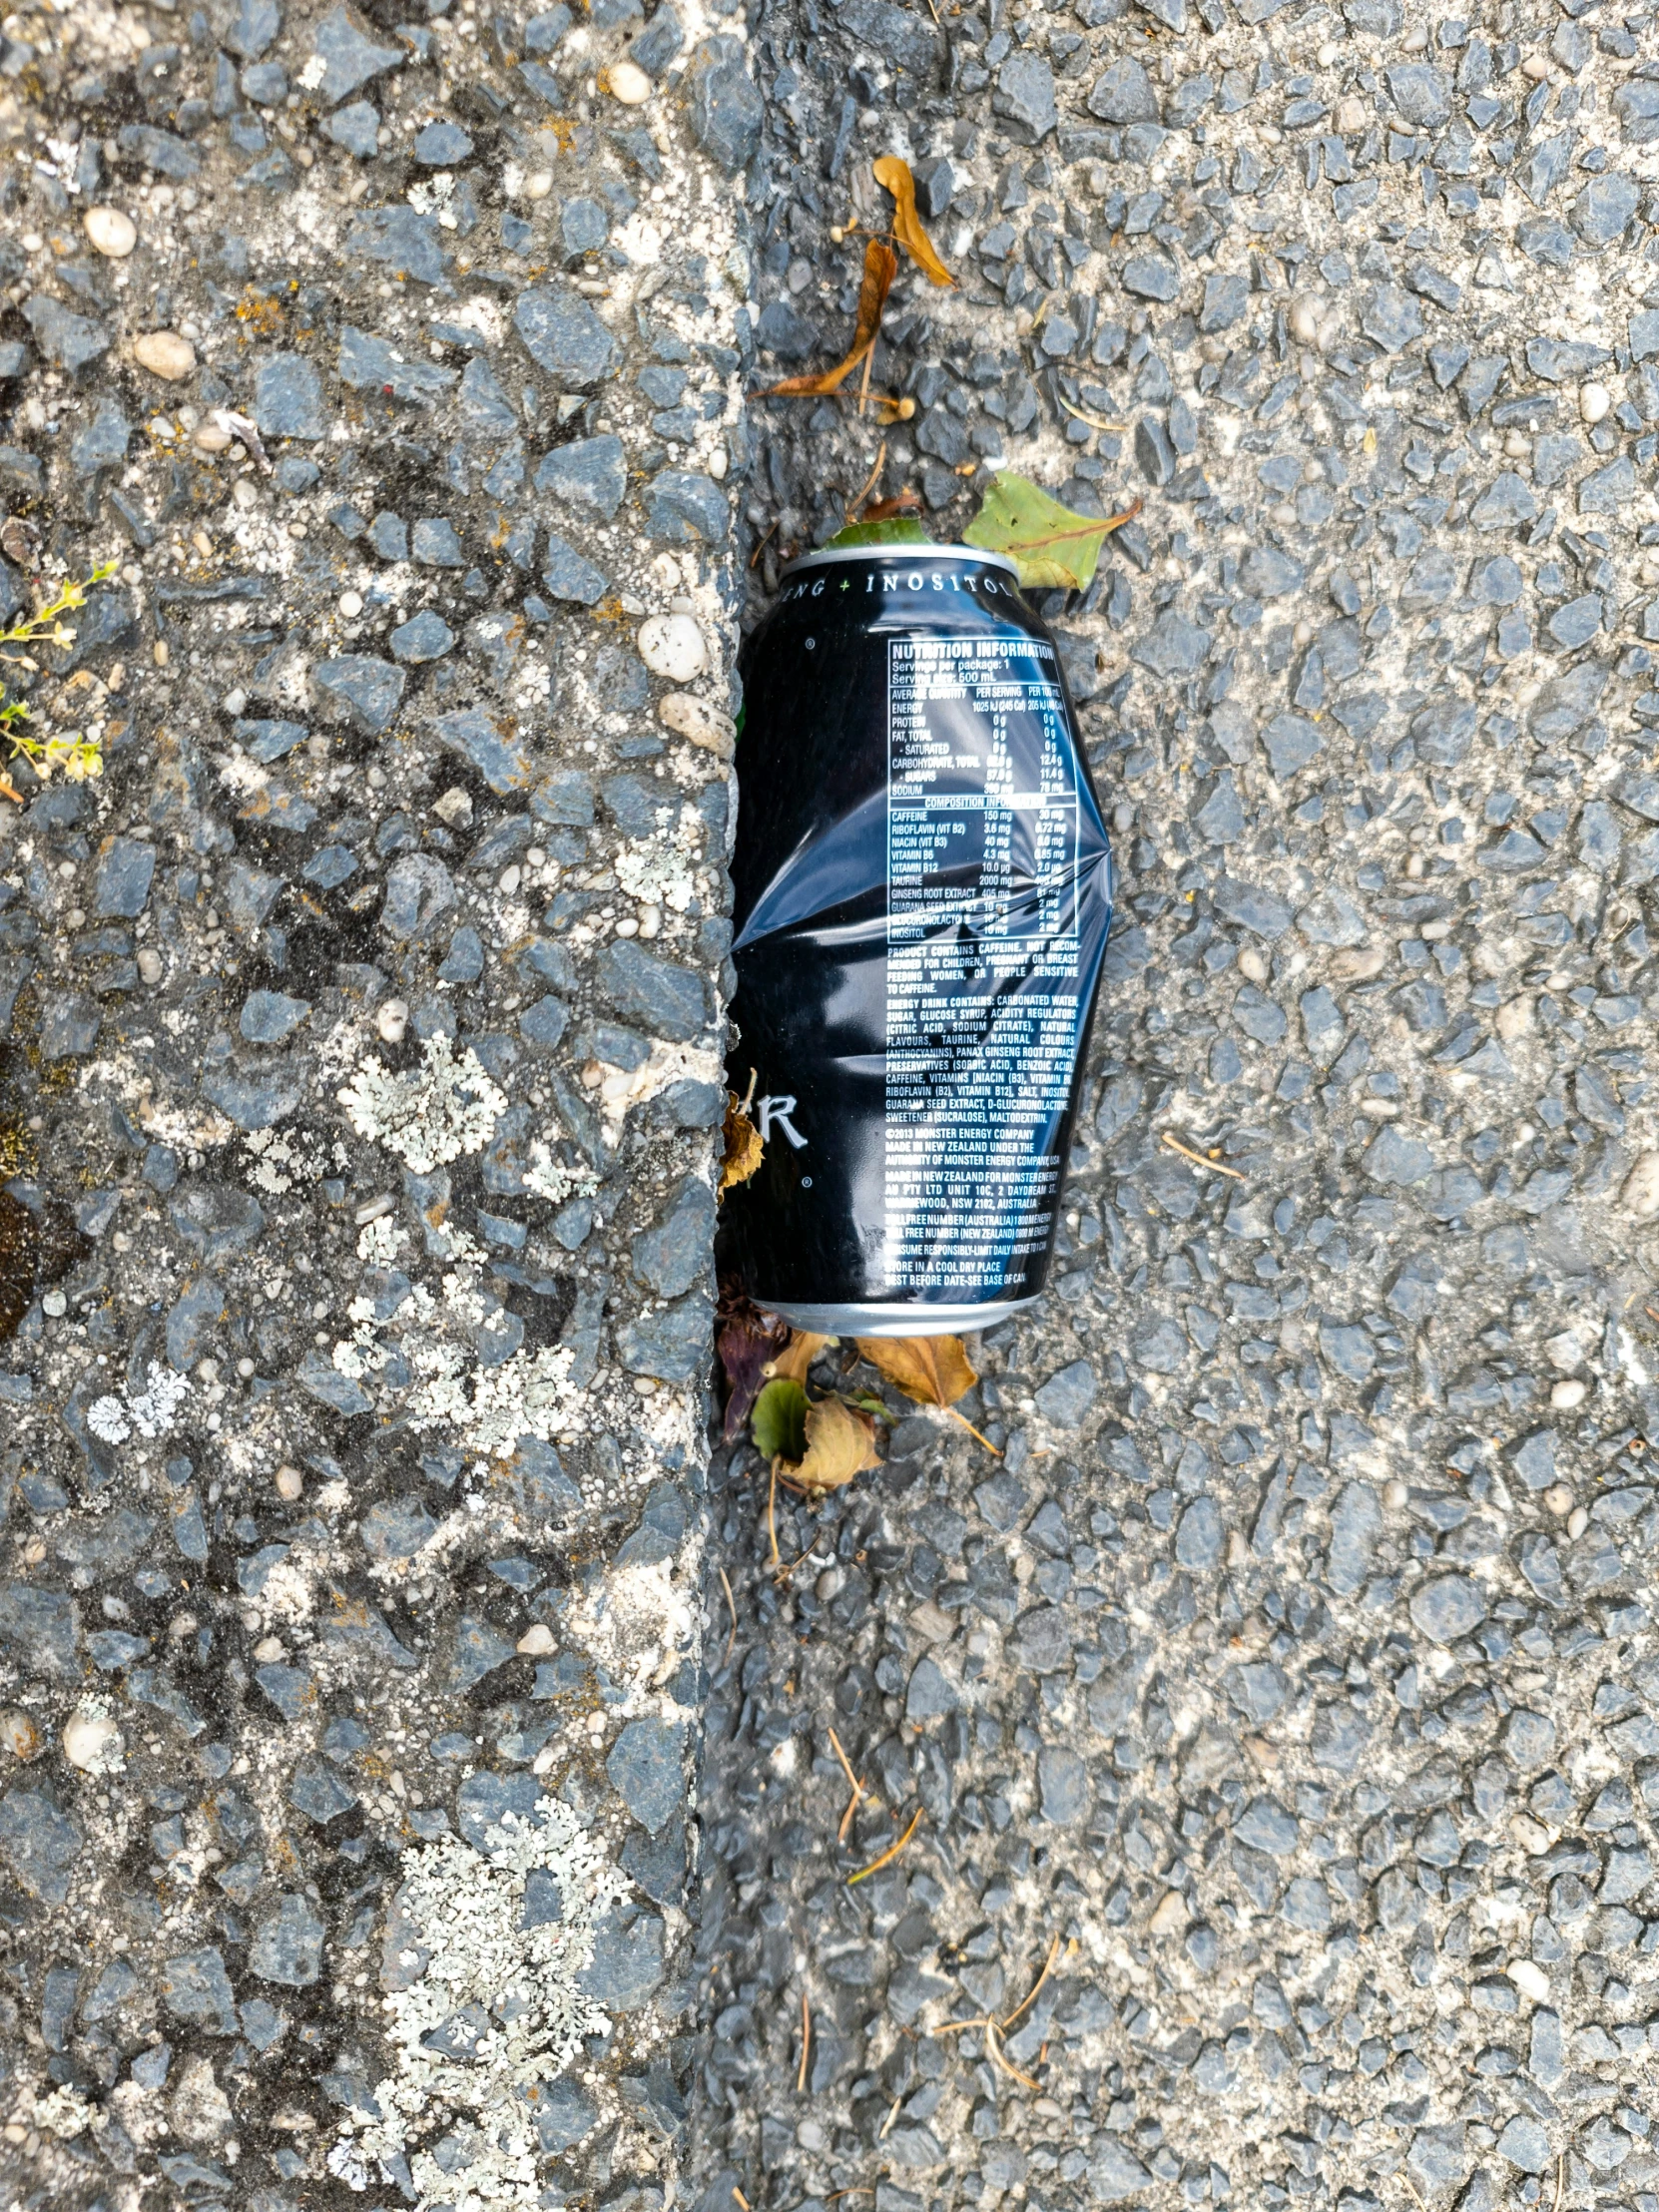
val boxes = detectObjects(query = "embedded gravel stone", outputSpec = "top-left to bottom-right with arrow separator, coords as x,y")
607,1717 -> 688,1836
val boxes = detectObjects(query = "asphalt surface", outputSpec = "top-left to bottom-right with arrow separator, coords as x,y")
693,7 -> 1659,2212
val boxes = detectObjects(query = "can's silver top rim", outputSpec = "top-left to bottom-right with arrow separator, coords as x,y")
778,542 -> 1022,582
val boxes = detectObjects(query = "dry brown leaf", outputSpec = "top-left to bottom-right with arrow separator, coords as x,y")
720,1091 -> 763,1195
755,239 -> 898,398
873,156 -> 955,287
771,1330 -> 830,1383
860,490 -> 923,522
855,1334 -> 999,1453
792,1395 -> 881,1493
855,1334 -> 976,1409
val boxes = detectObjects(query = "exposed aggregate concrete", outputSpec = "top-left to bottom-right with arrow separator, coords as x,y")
0,0 -> 753,2201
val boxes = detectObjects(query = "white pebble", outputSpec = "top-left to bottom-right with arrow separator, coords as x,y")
1330,944 -> 1385,981
1550,1377 -> 1588,1409
606,58 -> 652,103
63,1711 -> 122,1774
637,612 -> 706,682
193,422 -> 232,453
377,998 -> 410,1043
517,1624 -> 557,1655
1288,295 -> 1321,345
1148,1889 -> 1189,1935
524,170 -> 554,200
1579,381 -> 1611,424
659,689 -> 735,756
338,590 -> 364,618
276,1464 -> 304,1500
1508,1959 -> 1550,2002
1623,1152 -> 1659,1218
1238,946 -> 1269,984
41,1291 -> 66,1318
1566,1504 -> 1589,1540
132,330 -> 196,381
138,948 -> 164,985
84,206 -> 138,258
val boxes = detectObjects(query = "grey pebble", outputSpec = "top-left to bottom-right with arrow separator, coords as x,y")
515,288 -> 619,385
314,654 -> 406,735
158,1946 -> 239,2034
310,2 -> 403,106
390,610 -> 455,664
240,990 -> 310,1044
633,1176 -> 716,1299
606,1717 -> 687,1835
414,120 -> 473,166
536,434 -> 627,519
579,1909 -> 665,2010
1408,1573 -> 1486,1644
434,708 -> 532,796
685,36 -> 764,173
251,1894 -> 326,1986
322,98 -> 379,157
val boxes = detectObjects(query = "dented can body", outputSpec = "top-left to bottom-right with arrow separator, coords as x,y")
719,544 -> 1114,1338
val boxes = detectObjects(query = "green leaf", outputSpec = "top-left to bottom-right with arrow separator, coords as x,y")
752,1377 -> 809,1461
963,472 -> 1119,592
824,517 -> 933,550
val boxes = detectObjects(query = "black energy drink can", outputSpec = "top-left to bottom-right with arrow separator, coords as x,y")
720,544 -> 1114,1337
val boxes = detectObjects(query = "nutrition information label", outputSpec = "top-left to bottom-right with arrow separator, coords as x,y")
883,633 -> 1086,1296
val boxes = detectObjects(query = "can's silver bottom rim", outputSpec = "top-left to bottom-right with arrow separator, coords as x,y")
760,1297 -> 1040,1339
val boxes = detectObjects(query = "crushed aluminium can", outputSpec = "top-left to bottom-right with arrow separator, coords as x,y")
719,542 -> 1114,1338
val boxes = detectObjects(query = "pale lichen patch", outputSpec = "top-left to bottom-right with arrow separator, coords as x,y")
338,1032 -> 509,1174
329,1799 -> 628,2210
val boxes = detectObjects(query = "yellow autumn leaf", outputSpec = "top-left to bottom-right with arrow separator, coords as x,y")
792,1395 -> 881,1493
873,156 -> 955,288
854,1334 -> 976,1408
771,1330 -> 830,1383
720,1090 -> 763,1196
855,1335 -> 1000,1453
